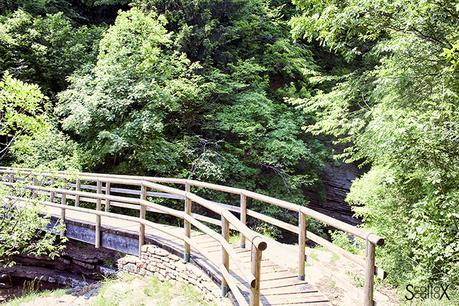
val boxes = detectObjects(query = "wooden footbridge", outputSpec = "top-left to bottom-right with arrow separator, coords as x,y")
0,167 -> 385,306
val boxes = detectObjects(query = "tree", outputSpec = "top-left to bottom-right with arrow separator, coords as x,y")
0,183 -> 67,269
291,0 -> 459,286
0,72 -> 72,267
59,8 -> 203,175
0,72 -> 47,160
59,3 -> 330,230
0,71 -> 81,169
0,9 -> 104,95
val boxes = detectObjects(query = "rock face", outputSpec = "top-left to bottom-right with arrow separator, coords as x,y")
6,240 -> 120,280
118,244 -> 222,303
0,240 -> 120,302
306,162 -> 362,225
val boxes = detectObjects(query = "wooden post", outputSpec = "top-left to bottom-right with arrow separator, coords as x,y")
240,193 -> 247,248
75,178 -> 80,207
139,183 -> 146,255
250,244 -> 262,306
60,192 -> 66,221
183,183 -> 192,262
32,176 -> 37,199
105,182 -> 111,212
95,180 -> 102,248
298,211 -> 306,280
221,216 -> 230,296
364,240 -> 376,306
50,177 -> 55,203
8,173 -> 13,203
60,192 -> 67,236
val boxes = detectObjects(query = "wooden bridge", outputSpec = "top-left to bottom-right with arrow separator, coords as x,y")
0,167 -> 385,306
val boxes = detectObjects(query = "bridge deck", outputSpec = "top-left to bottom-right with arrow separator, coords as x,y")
44,205 -> 330,306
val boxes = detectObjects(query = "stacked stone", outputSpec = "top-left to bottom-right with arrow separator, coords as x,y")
117,245 -> 221,302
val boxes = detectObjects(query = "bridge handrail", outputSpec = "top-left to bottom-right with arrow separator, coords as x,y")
0,167 -> 384,306
0,170 -> 266,306
0,167 -> 381,241
0,168 -> 267,250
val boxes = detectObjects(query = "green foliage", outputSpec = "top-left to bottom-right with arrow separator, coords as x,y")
0,0 -> 76,16
59,3 -> 330,217
0,0 -> 128,21
10,127 -> 82,169
292,0 -> 459,287
0,72 -> 47,163
0,9 -> 104,95
58,8 -> 201,174
0,72 -> 46,138
330,231 -> 363,256
0,72 -> 81,169
0,183 -> 67,268
90,274 -> 216,306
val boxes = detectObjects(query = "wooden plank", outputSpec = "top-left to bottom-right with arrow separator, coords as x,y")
261,280 -> 309,290
262,293 -> 329,304
262,283 -> 317,295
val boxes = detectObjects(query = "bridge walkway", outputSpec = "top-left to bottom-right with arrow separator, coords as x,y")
43,204 -> 330,306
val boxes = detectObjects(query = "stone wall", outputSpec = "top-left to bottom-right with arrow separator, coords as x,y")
117,244 -> 222,303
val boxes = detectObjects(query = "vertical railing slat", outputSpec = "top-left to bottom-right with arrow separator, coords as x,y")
75,178 -> 80,207
221,216 -> 230,296
250,244 -> 262,306
139,183 -> 146,255
240,193 -> 247,248
298,211 -> 306,280
60,191 -> 67,236
105,181 -> 111,212
364,241 -> 376,306
32,176 -> 37,199
184,182 -> 192,262
95,180 -> 101,248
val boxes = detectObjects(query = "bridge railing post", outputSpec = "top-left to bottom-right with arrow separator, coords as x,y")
298,210 -> 307,280
240,193 -> 247,248
95,180 -> 102,248
221,215 -> 230,296
250,242 -> 262,306
75,178 -> 80,207
183,182 -> 192,263
60,191 -> 67,236
364,239 -> 376,306
50,177 -> 56,203
32,176 -> 37,199
139,183 -> 146,255
105,181 -> 111,212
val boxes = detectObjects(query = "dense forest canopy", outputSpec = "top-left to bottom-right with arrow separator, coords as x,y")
0,0 -> 457,298
291,0 -> 459,287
